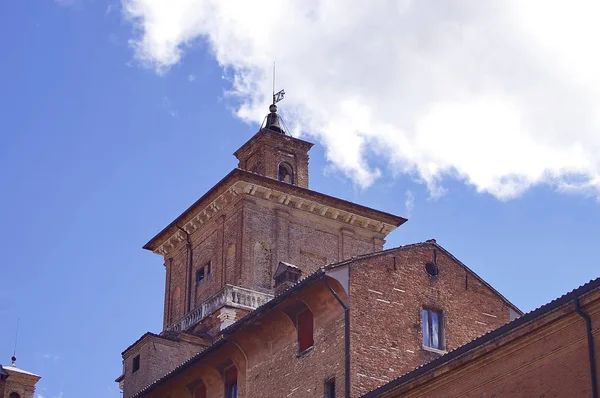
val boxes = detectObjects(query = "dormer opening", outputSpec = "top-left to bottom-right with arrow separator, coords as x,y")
278,162 -> 294,184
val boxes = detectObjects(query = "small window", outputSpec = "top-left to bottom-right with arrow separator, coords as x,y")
297,309 -> 314,353
278,162 -> 294,184
422,309 -> 443,350
324,378 -> 336,398
10,393 -> 21,398
132,354 -> 140,373
425,262 -> 439,276
224,366 -> 238,398
194,383 -> 207,398
196,263 -> 211,284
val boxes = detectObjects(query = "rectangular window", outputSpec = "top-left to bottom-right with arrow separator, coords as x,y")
224,366 -> 238,398
132,354 -> 140,373
196,262 -> 211,284
324,378 -> 336,398
298,309 -> 314,353
422,309 -> 443,350
196,268 -> 205,284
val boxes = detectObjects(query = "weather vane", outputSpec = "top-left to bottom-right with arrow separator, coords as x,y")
272,62 -> 285,105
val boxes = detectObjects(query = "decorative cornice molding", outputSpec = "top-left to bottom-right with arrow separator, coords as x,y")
155,180 -> 397,256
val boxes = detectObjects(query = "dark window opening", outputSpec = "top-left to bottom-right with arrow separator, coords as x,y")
224,366 -> 238,398
278,162 -> 294,184
196,263 -> 211,284
425,262 -> 439,276
324,378 -> 336,398
193,383 -> 207,398
297,308 -> 314,353
422,308 -> 443,350
132,354 -> 140,373
10,393 -> 21,398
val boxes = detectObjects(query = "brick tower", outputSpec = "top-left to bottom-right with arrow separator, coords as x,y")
0,356 -> 41,398
118,103 -> 406,397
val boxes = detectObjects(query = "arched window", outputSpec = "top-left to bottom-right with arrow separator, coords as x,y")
278,162 -> 294,184
193,382 -> 207,398
10,392 -> 21,398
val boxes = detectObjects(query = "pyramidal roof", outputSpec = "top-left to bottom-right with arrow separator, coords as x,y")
2,357 -> 41,379
5,364 -> 40,378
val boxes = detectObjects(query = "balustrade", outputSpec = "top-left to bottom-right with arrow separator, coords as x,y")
166,285 -> 273,332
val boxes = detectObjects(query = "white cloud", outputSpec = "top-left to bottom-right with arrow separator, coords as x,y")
41,352 -> 60,362
121,0 -> 600,199
405,190 -> 415,217
162,96 -> 178,117
188,74 -> 196,82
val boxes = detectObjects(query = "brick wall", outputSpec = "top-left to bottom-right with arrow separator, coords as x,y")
163,191 -> 386,332
241,280 -> 347,398
122,336 -> 204,398
234,129 -> 313,189
2,372 -> 39,398
143,278 -> 348,398
372,289 -> 600,398
349,243 -> 516,396
138,241 -> 527,398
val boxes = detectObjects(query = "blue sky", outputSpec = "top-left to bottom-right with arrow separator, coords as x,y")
1,1 -> 599,398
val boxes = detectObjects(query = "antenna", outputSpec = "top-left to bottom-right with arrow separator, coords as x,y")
11,318 -> 19,365
13,318 -> 20,356
272,62 -> 276,104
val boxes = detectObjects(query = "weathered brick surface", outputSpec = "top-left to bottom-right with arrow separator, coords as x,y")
136,242 -> 521,398
145,278 -> 347,398
234,129 -> 313,189
372,291 -> 600,398
163,191 -> 386,332
2,367 -> 41,398
122,335 -> 206,398
349,243 -> 515,396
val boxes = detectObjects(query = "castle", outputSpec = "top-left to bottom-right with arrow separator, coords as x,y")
116,103 -> 599,398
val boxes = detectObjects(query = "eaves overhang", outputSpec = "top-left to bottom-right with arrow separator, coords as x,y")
143,169 -> 407,255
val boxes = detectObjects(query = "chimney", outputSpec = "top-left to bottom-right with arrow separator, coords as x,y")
273,261 -> 303,296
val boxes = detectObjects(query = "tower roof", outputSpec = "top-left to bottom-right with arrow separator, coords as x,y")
4,365 -> 40,378
143,168 -> 406,253
1,356 -> 41,380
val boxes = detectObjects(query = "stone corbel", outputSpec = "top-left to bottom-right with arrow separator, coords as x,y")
217,307 -> 238,331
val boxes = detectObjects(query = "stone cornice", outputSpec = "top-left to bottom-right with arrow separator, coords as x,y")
145,169 -> 406,255
154,179 -> 399,256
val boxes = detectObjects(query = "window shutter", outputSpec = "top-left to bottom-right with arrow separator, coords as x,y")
298,309 -> 314,352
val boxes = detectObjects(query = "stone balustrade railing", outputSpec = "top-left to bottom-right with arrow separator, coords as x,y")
166,285 -> 273,333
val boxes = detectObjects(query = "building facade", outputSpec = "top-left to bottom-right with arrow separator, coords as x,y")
364,277 -> 600,398
0,357 -> 41,398
117,105 -> 523,398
